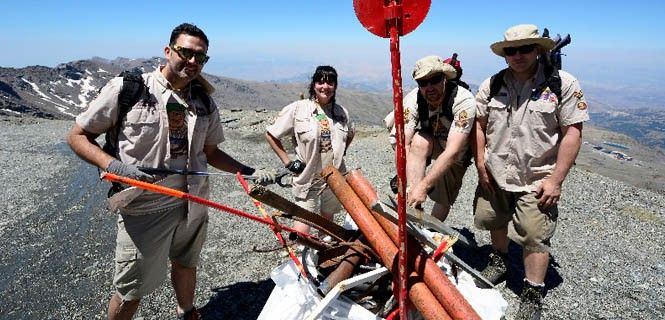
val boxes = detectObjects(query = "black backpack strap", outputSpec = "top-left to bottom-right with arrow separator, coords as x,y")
190,80 -> 212,115
416,91 -> 430,132
441,81 -> 458,122
544,64 -> 563,103
102,70 -> 146,157
487,68 -> 508,103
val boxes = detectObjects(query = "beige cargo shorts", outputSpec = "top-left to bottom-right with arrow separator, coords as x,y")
473,186 -> 558,252
113,204 -> 208,300
427,137 -> 468,208
295,186 -> 343,215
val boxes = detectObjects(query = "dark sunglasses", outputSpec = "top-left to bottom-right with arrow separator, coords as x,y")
503,44 -> 537,56
416,73 -> 444,87
170,45 -> 209,65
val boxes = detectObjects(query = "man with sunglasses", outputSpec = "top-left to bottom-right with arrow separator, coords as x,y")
472,24 -> 589,319
397,55 -> 476,223
68,23 -> 272,320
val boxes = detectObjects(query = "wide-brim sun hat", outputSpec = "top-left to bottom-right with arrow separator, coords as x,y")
490,24 -> 556,57
412,55 -> 457,80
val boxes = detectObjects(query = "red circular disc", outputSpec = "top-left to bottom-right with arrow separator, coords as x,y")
354,0 -> 431,38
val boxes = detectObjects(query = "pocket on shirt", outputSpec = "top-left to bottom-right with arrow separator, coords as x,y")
486,100 -> 508,133
334,122 -> 349,142
123,108 -> 161,139
294,118 -> 316,143
528,100 -> 558,129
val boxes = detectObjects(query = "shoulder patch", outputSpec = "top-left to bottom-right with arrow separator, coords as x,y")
459,110 -> 469,121
573,90 -> 584,99
577,101 -> 588,110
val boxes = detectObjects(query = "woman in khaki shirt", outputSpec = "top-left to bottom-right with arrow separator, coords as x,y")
265,66 -> 354,234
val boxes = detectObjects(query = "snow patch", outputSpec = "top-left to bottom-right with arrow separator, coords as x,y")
21,78 -> 77,117
1,108 -> 21,115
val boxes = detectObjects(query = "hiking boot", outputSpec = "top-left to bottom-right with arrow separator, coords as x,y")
177,307 -> 201,320
515,279 -> 544,320
475,251 -> 508,288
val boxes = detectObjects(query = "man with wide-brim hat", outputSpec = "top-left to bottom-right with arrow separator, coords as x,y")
389,55 -> 476,224
471,24 -> 589,319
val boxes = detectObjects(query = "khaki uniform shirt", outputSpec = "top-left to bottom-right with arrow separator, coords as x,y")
76,68 -> 225,219
476,63 -> 589,192
267,99 -> 354,198
399,86 -> 476,163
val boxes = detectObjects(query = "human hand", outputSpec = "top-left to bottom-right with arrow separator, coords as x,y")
106,159 -> 155,181
535,177 -> 561,211
406,182 -> 430,209
285,160 -> 306,174
477,165 -> 496,194
251,168 -> 277,186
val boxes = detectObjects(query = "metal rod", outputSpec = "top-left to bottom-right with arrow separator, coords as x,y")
236,172 -> 308,279
100,172 -> 312,237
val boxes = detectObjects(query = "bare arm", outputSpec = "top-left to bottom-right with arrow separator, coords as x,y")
67,124 -> 115,170
536,122 -> 583,209
265,132 -> 291,166
204,144 -> 251,173
471,116 -> 496,193
406,131 -> 467,207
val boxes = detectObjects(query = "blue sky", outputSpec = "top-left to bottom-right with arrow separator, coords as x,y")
2,0 -> 665,107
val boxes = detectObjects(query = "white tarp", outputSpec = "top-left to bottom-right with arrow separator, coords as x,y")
258,248 -> 507,320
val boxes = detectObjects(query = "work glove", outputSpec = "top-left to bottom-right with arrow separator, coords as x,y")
285,160 -> 306,174
240,166 -> 276,185
252,169 -> 277,186
106,159 -> 155,181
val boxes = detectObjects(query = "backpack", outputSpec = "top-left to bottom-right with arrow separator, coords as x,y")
486,62 -> 562,104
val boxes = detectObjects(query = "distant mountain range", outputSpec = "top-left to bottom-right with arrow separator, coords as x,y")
0,57 -> 393,125
1,57 -> 663,150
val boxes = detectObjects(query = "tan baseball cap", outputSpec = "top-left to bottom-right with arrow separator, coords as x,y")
412,55 -> 457,80
490,24 -> 555,57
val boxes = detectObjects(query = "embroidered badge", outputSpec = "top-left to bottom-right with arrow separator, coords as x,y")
573,90 -> 584,99
459,110 -> 469,121
577,101 -> 587,110
455,119 -> 468,129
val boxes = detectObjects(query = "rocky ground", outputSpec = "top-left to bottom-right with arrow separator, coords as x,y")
0,111 -> 663,319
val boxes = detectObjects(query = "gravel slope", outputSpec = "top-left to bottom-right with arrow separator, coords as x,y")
0,112 -> 663,319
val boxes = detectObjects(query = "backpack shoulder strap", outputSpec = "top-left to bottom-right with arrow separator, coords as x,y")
487,68 -> 508,103
416,91 -> 430,131
191,80 -> 213,115
102,70 -> 146,157
442,81 -> 458,122
544,64 -> 563,103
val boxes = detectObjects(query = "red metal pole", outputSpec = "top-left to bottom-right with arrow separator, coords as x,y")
100,172 -> 313,238
386,1 -> 409,318
236,173 -> 308,279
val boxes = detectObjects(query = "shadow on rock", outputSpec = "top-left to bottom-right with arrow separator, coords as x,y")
200,279 -> 275,319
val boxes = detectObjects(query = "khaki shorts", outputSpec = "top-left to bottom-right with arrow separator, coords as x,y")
113,205 -> 208,301
295,187 -> 343,214
426,135 -> 468,208
473,186 -> 558,252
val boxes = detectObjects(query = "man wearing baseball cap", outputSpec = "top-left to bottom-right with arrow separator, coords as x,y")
472,24 -> 589,319
398,55 -> 476,223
